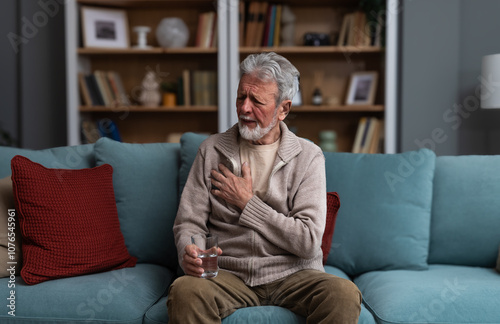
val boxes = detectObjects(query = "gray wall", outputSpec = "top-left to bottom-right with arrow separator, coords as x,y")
457,0 -> 500,154
0,0 -> 67,149
399,0 -> 500,155
0,0 -> 19,146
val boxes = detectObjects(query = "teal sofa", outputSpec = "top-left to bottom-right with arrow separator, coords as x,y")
0,133 -> 499,324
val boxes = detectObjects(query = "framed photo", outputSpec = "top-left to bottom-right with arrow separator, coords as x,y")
81,6 -> 130,49
345,72 -> 378,105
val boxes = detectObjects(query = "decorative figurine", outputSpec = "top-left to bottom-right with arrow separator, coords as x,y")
139,71 -> 161,107
312,88 -> 323,105
312,71 -> 325,105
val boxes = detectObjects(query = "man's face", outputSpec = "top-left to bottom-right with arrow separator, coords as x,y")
236,74 -> 289,144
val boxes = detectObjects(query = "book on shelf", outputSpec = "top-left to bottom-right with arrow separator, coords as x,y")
241,2 -> 282,47
78,73 -> 92,106
239,1 -> 245,47
254,2 -> 268,47
244,1 -> 259,46
78,71 -> 129,107
196,11 -> 217,48
352,117 -> 382,153
182,69 -> 191,106
272,5 -> 282,47
82,74 -> 102,106
180,70 -> 217,107
262,4 -> 282,47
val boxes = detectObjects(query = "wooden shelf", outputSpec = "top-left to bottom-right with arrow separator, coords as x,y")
77,46 -> 380,56
240,46 -> 384,55
292,105 -> 384,112
77,47 -> 217,55
79,105 -> 217,112
77,0 -> 215,8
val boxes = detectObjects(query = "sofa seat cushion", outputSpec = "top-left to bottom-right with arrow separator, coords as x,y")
0,263 -> 173,323
147,266 -> 375,324
148,298 -> 377,324
146,299 -> 305,324
355,264 -> 500,324
323,149 -> 436,276
0,144 -> 95,178
94,138 -> 181,270
429,155 -> 500,267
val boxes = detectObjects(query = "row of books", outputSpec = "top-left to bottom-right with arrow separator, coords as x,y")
78,71 -> 130,107
195,11 -> 217,48
338,11 -> 383,47
240,1 -> 283,47
181,70 -> 218,106
352,117 -> 383,153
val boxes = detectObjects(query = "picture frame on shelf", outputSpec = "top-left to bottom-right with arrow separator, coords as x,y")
345,71 -> 378,105
81,6 -> 130,49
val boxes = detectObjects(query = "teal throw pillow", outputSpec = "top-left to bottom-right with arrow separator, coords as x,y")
324,149 -> 435,276
429,155 -> 500,267
94,138 -> 180,270
179,132 -> 209,196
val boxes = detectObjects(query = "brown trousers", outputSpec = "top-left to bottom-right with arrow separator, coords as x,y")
167,269 -> 362,324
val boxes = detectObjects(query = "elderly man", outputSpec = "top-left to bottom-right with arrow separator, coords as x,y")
167,52 -> 361,323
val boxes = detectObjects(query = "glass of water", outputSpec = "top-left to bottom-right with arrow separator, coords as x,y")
191,233 -> 219,279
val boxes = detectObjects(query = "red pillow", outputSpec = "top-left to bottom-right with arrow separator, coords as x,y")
11,155 -> 137,285
321,192 -> 340,264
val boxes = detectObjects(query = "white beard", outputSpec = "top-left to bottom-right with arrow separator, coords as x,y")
238,114 -> 278,142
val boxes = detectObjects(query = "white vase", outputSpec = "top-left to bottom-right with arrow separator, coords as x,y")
156,18 -> 189,48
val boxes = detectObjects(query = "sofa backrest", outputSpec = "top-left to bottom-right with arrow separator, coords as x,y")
0,144 -> 96,178
428,155 -> 500,267
0,139 -> 182,273
93,138 -> 181,271
323,149 -> 436,276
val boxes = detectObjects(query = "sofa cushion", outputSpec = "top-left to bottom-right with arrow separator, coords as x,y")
323,149 -> 435,276
149,267 -> 377,324
0,263 -> 173,323
429,155 -> 500,267
0,176 -> 22,277
11,155 -> 137,285
322,192 -> 340,264
355,265 -> 500,324
94,138 -> 180,271
150,300 -> 376,324
0,144 -> 95,178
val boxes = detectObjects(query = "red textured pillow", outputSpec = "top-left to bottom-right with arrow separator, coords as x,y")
10,155 -> 137,285
321,192 -> 340,264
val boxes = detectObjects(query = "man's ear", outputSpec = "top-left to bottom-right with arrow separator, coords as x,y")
279,100 -> 292,121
